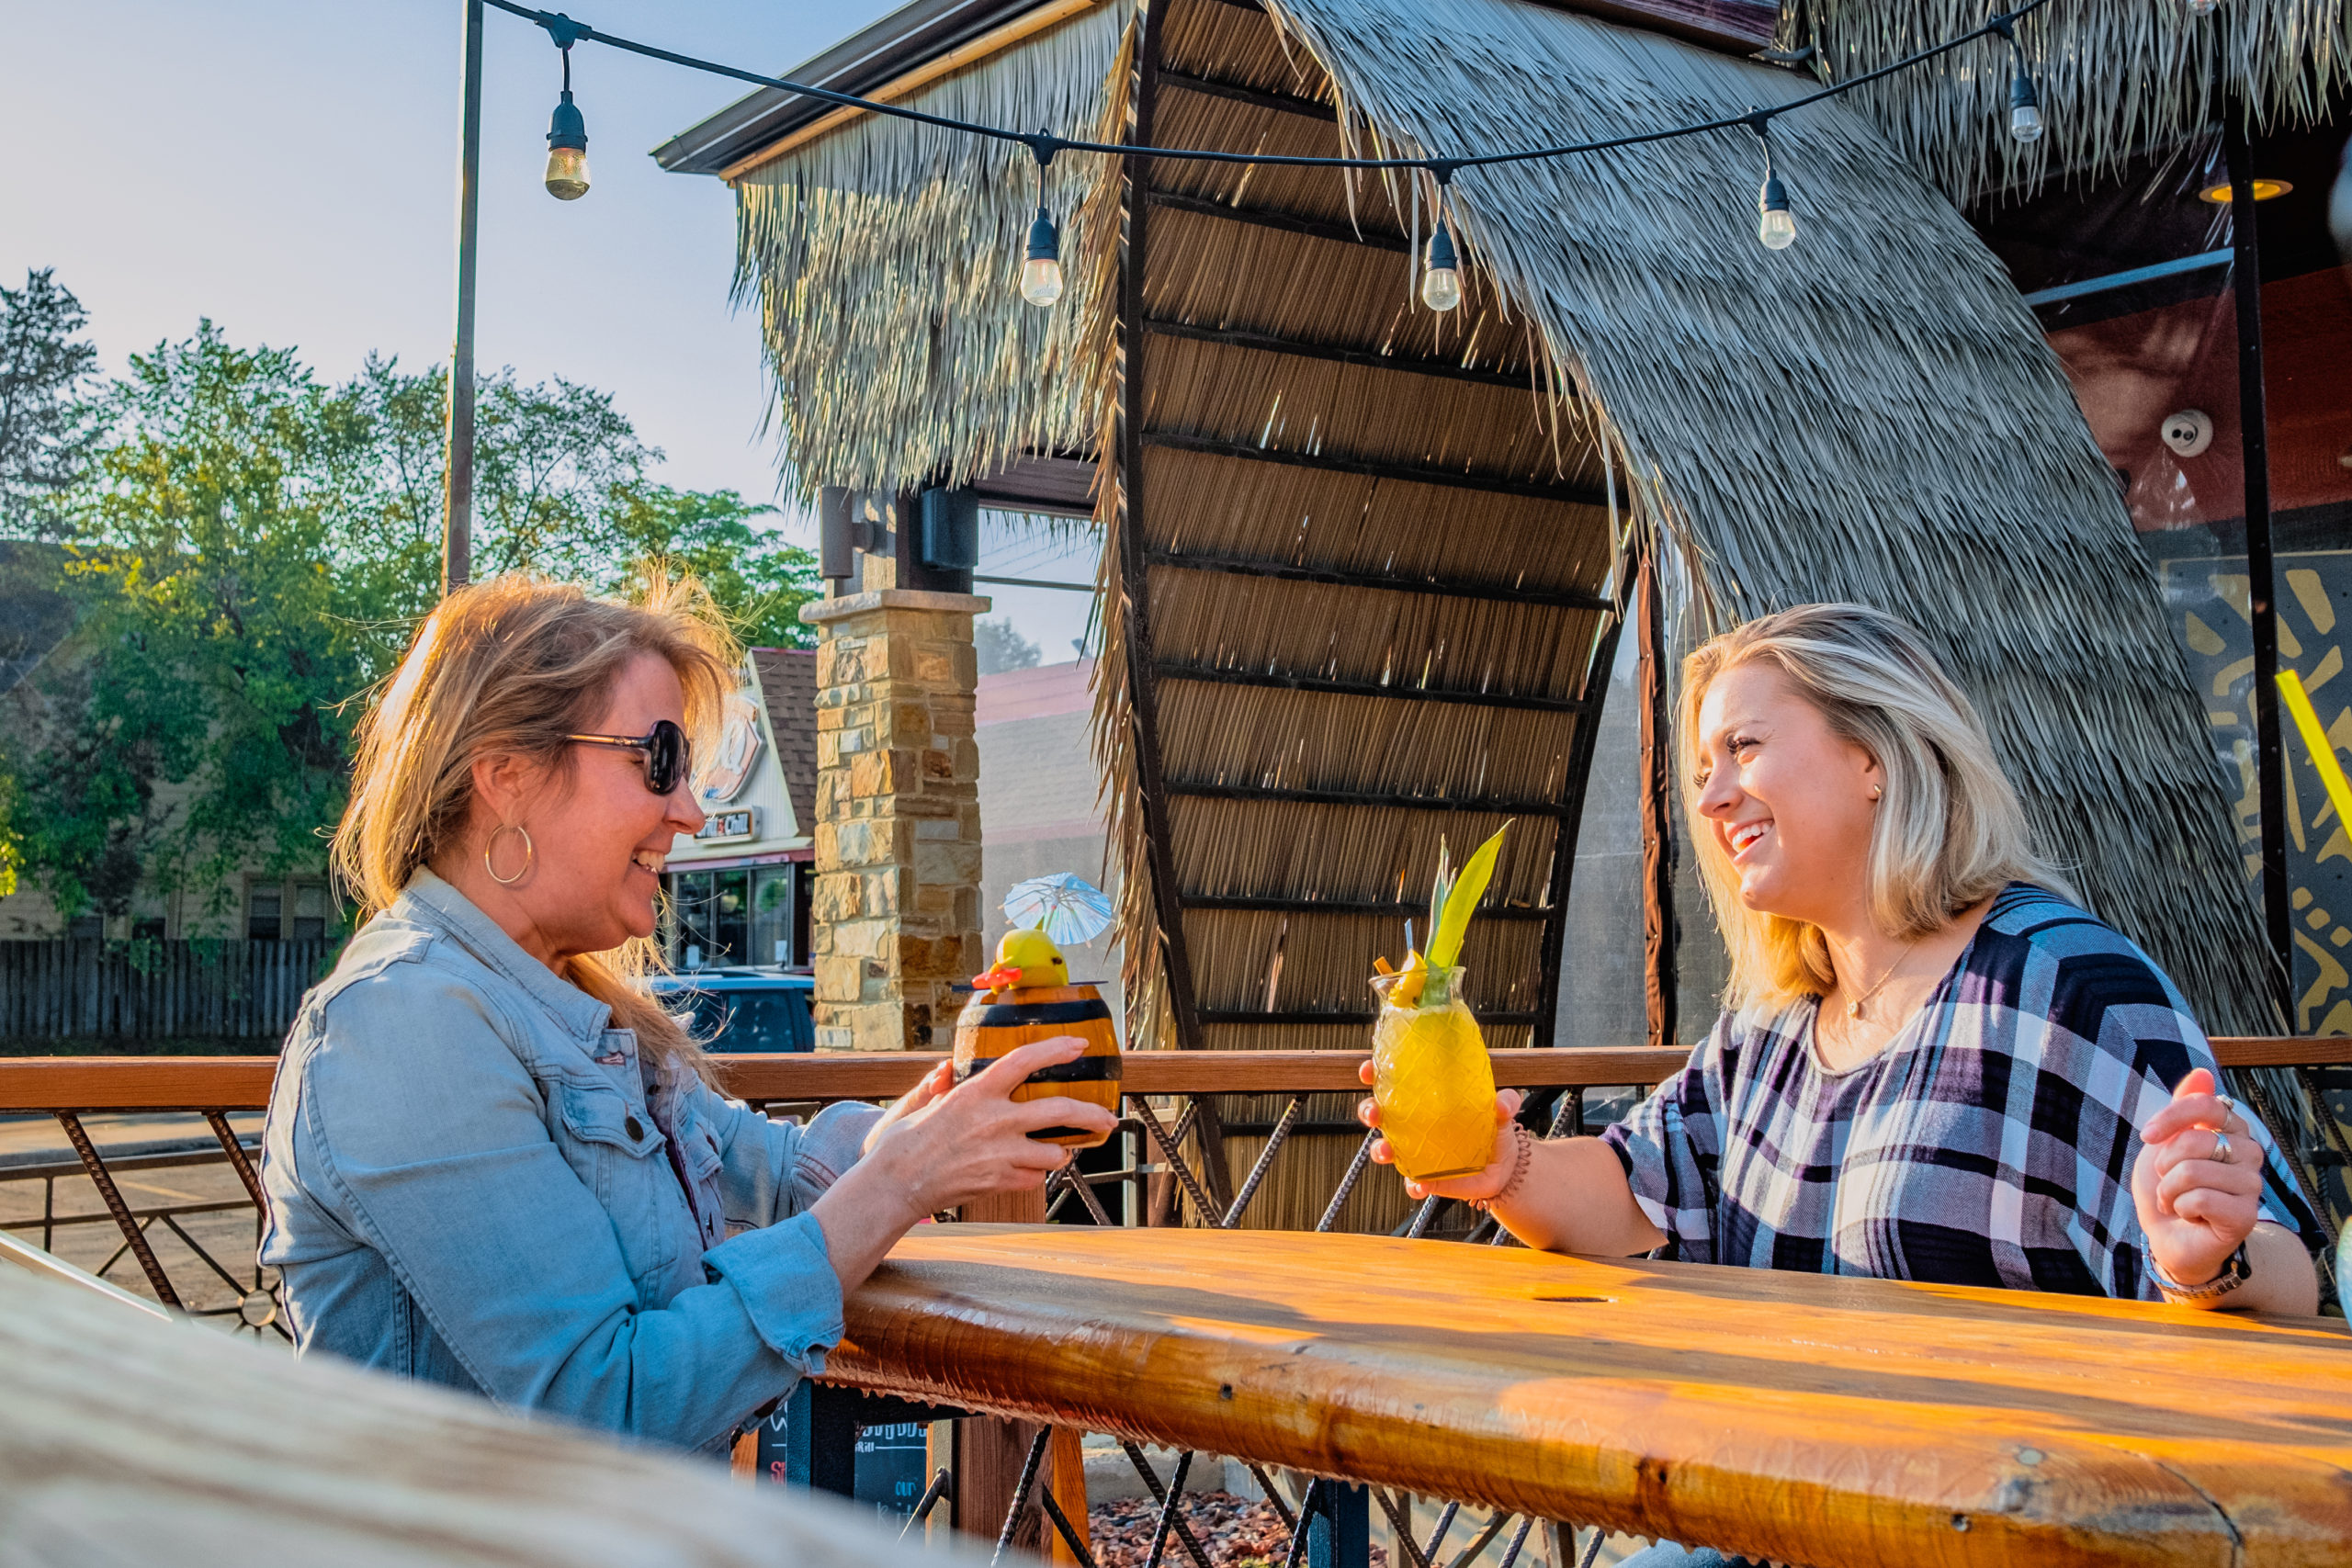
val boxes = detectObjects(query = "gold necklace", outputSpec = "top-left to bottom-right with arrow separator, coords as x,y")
1844,937 -> 1920,1020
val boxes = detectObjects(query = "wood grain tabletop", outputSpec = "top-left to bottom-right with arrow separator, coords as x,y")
826,1226 -> 2352,1568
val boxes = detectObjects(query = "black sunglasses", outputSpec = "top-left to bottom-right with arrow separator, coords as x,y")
567,719 -> 693,796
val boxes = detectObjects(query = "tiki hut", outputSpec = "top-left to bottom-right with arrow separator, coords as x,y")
659,0 -> 2350,1235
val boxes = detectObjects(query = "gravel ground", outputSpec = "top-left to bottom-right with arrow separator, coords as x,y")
1090,1491 -> 1390,1568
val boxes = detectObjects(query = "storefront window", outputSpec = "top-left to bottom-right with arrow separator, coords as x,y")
671,869 -> 751,968
752,866 -> 797,967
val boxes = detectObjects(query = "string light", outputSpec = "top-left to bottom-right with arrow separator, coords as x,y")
1750,118 -> 1796,252
542,18 -> 590,200
1988,16 -> 2043,144
1023,207 -> 1064,306
1018,137 -> 1063,307
2007,65 -> 2044,142
1422,220 -> 1463,311
2188,0 -> 2221,15
495,0 -> 2069,299
1421,167 -> 1463,312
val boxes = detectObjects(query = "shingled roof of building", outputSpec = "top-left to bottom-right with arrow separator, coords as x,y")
751,647 -> 817,838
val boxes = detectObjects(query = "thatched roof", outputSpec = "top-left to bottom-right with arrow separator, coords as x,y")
714,0 -> 2290,1077
1784,0 -> 2352,201
729,0 -> 1130,492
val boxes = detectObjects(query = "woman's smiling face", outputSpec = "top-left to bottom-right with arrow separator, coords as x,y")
492,651 -> 706,962
1690,660 -> 1882,931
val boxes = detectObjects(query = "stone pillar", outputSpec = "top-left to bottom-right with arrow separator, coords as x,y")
802,589 -> 989,1052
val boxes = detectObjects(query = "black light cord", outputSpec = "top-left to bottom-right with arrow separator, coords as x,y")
482,0 -> 2059,180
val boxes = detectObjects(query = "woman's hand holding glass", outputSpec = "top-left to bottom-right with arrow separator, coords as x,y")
1354,1058 -> 1524,1201
1353,1061 -> 1666,1255
815,1037 -> 1119,1300
861,1037 -> 1116,1217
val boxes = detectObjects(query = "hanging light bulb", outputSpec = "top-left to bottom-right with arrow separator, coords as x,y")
545,88 -> 591,200
1021,205 -> 1063,307
1421,220 -> 1463,311
1757,174 -> 1797,251
2007,62 -> 2044,142
1745,115 -> 1797,253
2187,0 -> 2220,14
542,26 -> 591,202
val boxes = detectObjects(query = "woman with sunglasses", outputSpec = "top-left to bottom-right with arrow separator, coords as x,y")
258,575 -> 1114,1451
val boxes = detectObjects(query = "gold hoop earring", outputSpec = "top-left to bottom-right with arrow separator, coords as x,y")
485,822 -> 535,886
1869,785 -> 1883,802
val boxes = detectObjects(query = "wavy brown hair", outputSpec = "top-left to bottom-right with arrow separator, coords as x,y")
332,573 -> 741,1079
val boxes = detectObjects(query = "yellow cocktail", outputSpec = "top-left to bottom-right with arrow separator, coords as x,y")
1370,969 -> 1497,1182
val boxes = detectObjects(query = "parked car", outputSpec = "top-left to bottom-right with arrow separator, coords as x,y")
649,967 -> 815,1053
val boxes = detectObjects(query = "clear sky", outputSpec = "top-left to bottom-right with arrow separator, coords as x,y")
0,0 -> 1100,656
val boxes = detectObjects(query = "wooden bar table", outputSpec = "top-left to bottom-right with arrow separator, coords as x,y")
823,1226 -> 2352,1568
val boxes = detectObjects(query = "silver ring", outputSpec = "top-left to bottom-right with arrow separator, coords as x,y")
2211,1130 -> 2233,1166
2215,1093 -> 2238,1127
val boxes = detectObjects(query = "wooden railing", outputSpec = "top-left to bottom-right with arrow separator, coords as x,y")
4,1040 -> 2344,1310
8,1039 -> 2344,1112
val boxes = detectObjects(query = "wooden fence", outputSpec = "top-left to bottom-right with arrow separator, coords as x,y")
0,939 -> 344,1042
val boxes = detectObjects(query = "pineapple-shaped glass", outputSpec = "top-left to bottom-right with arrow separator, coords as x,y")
1368,824 -> 1510,1184
1370,966 -> 1497,1181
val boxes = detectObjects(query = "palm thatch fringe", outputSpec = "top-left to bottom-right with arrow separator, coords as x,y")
1261,0 -> 2276,1046
1781,0 -> 2352,203
729,1 -> 1132,494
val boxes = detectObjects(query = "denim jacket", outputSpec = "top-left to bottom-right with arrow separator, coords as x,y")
258,870 -> 880,1452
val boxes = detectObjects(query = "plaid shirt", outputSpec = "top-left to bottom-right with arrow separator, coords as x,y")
1601,885 -> 2317,1299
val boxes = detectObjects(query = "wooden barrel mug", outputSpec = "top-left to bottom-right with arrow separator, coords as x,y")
951,984 -> 1123,1147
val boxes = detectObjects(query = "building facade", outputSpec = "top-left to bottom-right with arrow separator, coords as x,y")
662,647 -> 819,971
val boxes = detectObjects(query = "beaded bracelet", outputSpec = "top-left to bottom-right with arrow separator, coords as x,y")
1470,1122 -> 1535,1213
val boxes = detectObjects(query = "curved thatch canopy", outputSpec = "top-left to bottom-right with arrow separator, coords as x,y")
721,0 -> 2302,1073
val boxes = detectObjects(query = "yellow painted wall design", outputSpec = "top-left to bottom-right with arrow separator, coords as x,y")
2166,556 -> 2352,1034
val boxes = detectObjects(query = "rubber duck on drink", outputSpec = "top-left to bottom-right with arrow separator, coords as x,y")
1371,824 -> 1509,1181
953,927 -> 1122,1148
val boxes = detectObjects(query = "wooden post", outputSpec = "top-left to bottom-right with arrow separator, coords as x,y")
951,1416 -> 1044,1551
1114,0 -> 1203,1057
1045,1427 -> 1091,1566
1635,543 -> 1678,1051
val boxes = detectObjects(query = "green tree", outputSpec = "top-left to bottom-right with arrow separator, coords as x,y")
11,323 -> 361,920
1,322 -> 821,924
605,483 -> 821,649
0,268 -> 104,537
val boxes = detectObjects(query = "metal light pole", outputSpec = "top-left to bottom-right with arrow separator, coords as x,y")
442,0 -> 484,597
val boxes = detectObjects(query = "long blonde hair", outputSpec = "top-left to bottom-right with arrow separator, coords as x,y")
1679,603 -> 2075,1013
333,573 -> 741,1077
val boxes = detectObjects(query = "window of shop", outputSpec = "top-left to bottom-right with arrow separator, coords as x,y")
672,869 -> 750,969
752,866 -> 797,966
670,864 -> 804,970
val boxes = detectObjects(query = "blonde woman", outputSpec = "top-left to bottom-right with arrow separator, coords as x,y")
1360,604 -> 2324,1563
260,577 -> 1113,1451
1363,602 -> 2321,1298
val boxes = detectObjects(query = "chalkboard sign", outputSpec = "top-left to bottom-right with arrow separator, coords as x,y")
751,1384 -> 933,1519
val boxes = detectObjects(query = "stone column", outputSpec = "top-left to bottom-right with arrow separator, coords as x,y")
802,589 -> 989,1052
